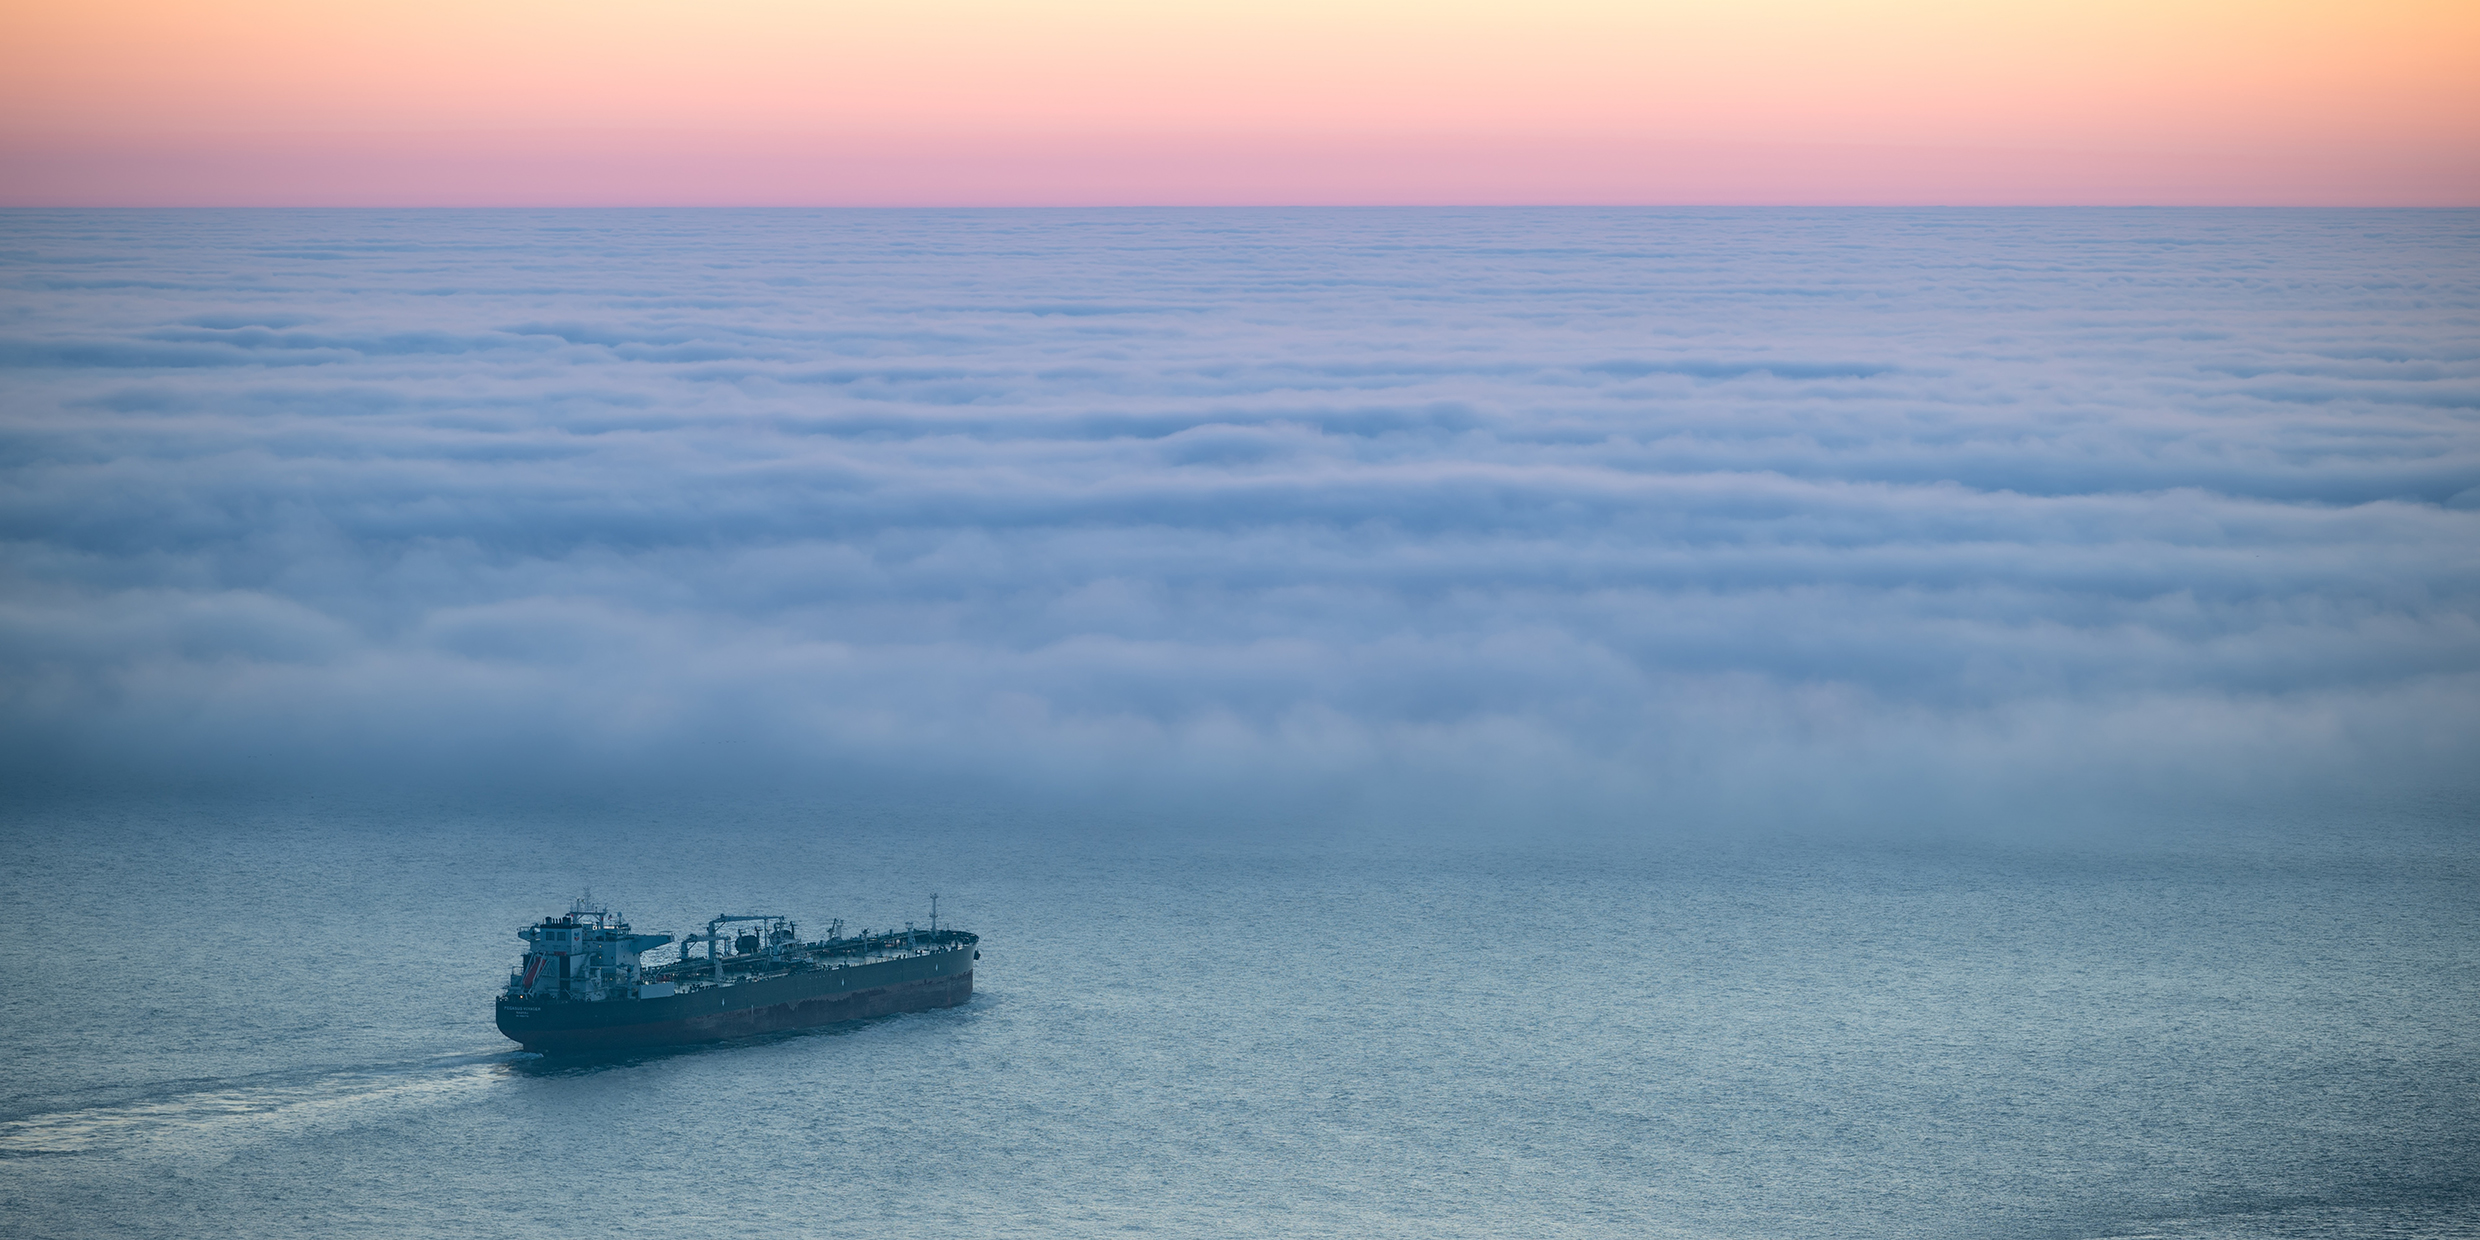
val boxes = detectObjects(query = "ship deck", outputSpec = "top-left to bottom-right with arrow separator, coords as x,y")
641,929 -> 975,993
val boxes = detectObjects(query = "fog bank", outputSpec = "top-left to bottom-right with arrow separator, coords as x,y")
3,209 -> 2475,830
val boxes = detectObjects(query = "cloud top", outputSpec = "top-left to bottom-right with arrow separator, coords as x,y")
3,208 -> 2476,828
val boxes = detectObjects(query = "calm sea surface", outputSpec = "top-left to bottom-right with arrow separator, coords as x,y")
0,797 -> 2472,1240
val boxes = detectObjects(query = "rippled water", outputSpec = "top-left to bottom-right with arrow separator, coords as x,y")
1,796 -> 2473,1239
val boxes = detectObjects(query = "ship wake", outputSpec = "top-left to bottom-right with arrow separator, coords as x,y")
0,1051 -> 518,1158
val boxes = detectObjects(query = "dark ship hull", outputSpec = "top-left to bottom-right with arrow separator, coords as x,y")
496,937 -> 974,1053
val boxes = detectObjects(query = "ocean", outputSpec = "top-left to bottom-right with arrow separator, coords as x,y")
1,207 -> 2475,1236
0,797 -> 2474,1239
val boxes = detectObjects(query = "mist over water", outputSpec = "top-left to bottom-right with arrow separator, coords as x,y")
3,208 -> 2476,822
1,210 -> 2476,1236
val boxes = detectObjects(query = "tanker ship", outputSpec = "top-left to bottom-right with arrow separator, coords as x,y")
494,899 -> 977,1053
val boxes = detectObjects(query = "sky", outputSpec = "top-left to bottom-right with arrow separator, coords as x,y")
3,207 -> 2475,828
1,0 -> 2476,205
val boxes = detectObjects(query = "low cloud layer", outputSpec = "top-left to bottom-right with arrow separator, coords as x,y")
3,209 -> 2475,827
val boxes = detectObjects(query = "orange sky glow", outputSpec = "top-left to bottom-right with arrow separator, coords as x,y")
2,0 -> 2475,204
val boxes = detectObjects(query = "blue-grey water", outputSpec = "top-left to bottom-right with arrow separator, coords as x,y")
2,208 -> 2477,1236
0,798 -> 2474,1239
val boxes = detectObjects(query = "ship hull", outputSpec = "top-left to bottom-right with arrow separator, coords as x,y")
496,944 -> 973,1053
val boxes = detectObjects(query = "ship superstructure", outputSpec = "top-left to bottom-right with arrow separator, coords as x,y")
506,903 -> 678,1002
496,898 -> 977,1053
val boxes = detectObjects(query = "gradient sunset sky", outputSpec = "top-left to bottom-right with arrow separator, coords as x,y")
3,0 -> 2476,205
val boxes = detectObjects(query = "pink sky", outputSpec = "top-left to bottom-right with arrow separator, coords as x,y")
4,0 -> 2475,205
